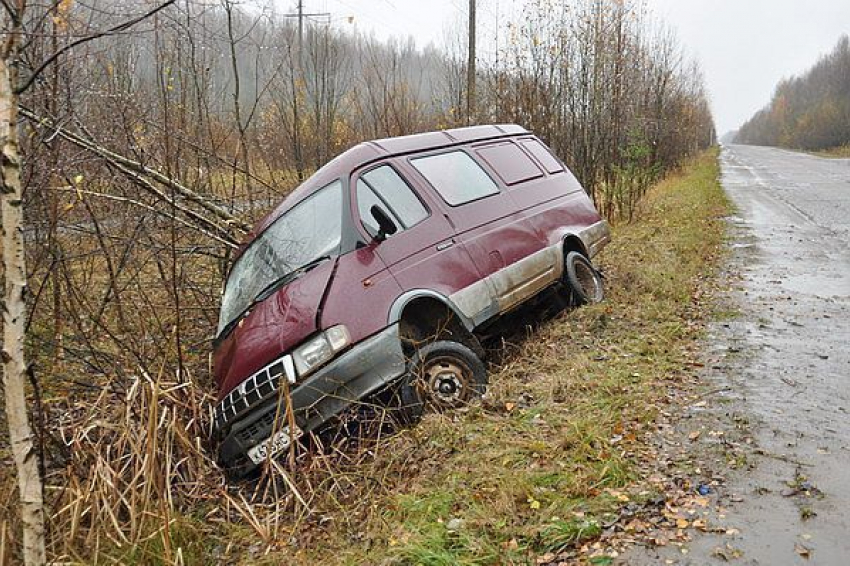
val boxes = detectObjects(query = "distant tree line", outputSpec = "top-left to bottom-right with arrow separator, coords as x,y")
736,35 -> 850,150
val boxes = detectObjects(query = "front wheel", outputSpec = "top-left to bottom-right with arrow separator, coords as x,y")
396,340 -> 488,423
564,251 -> 604,306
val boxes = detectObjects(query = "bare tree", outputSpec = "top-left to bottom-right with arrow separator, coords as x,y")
477,0 -> 713,219
1,4 -> 43,563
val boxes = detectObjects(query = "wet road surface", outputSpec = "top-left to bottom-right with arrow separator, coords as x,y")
624,145 -> 850,564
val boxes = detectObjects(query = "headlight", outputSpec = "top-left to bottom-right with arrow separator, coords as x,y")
292,325 -> 351,377
325,325 -> 350,351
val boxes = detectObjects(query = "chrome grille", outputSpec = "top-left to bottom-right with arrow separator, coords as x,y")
215,356 -> 293,432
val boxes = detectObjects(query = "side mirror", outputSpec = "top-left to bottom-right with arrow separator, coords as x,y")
370,205 -> 398,242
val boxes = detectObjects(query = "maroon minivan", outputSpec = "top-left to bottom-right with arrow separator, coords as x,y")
212,125 -> 609,477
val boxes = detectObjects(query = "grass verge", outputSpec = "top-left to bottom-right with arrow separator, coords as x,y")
813,144 -> 850,158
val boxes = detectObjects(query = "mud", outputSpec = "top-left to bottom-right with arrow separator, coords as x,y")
621,145 -> 850,565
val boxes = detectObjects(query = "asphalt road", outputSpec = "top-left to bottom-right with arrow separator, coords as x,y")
708,144 -> 850,564
624,144 -> 850,565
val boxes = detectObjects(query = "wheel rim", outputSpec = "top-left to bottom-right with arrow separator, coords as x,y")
573,260 -> 602,302
419,355 -> 473,408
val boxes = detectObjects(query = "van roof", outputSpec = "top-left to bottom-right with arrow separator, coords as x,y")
242,124 -> 530,251
366,124 -> 529,155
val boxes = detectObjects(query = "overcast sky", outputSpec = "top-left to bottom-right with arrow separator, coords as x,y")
293,0 -> 850,134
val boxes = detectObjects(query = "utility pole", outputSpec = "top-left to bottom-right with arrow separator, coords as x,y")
284,1 -> 329,180
467,0 -> 476,125
285,0 -> 330,71
298,0 -> 304,76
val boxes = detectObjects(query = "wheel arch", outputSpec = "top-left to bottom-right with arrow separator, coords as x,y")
388,290 -> 483,356
561,233 -> 590,259
388,290 -> 475,332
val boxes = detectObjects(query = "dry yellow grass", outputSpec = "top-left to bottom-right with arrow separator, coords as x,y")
814,144 -> 850,158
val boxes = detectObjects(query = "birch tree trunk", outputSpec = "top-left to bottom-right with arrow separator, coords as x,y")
0,48 -> 47,566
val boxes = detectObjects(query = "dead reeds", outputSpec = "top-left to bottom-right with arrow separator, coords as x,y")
36,359 -> 424,563
48,368 -> 219,562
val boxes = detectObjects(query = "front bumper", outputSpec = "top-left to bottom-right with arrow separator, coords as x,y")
216,324 -> 406,477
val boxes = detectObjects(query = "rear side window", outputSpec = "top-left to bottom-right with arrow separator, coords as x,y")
519,139 -> 565,174
475,142 -> 544,186
357,164 -> 427,235
411,150 -> 499,206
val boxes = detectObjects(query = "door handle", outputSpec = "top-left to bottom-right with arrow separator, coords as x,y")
436,239 -> 455,251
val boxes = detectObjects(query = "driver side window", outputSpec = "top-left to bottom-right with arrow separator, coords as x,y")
356,164 -> 428,237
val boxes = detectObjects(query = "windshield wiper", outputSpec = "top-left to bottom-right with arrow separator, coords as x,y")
215,255 -> 332,342
252,255 -> 331,304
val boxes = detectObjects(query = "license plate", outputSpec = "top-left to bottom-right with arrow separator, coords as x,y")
247,426 -> 303,465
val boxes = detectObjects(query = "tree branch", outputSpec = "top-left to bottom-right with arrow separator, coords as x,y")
50,184 -> 236,248
20,106 -> 251,234
15,0 -> 178,94
0,0 -> 17,23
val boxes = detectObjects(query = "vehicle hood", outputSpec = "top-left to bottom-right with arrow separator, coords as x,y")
213,260 -> 335,401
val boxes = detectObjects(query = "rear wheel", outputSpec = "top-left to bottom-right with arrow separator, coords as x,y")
564,251 -> 604,306
395,340 -> 487,422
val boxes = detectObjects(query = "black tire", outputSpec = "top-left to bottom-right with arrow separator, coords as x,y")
382,369 -> 424,426
396,340 -> 488,422
564,251 -> 604,306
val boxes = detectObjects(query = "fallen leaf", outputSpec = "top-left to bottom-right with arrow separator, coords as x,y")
692,496 -> 710,507
712,544 -> 743,561
625,519 -> 647,533
606,489 -> 629,502
795,543 -> 811,559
